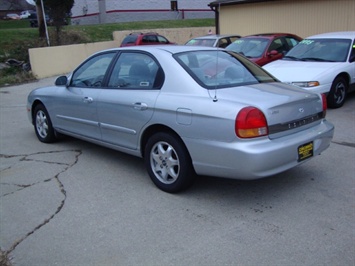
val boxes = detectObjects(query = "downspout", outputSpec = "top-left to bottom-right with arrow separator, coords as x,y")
208,4 -> 220,34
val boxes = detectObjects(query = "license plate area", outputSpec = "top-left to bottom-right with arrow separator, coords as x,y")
298,141 -> 313,162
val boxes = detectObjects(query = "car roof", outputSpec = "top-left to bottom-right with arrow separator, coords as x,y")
105,45 -> 221,55
190,34 -> 241,40
243,33 -> 300,39
127,32 -> 160,36
306,31 -> 355,40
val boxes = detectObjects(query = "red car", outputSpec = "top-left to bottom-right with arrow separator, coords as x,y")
226,33 -> 302,66
120,32 -> 175,47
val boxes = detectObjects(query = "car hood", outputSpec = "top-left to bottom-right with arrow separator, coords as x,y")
263,60 -> 343,82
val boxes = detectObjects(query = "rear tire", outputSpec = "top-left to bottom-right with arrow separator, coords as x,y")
327,76 -> 347,108
33,104 -> 56,143
144,132 -> 195,193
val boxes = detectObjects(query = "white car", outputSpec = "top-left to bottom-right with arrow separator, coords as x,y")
20,10 -> 31,19
263,31 -> 355,108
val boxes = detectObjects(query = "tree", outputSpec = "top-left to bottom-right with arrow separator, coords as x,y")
35,0 -> 74,43
35,1 -> 45,38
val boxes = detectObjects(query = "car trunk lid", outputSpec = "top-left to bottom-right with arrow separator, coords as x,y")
217,82 -> 324,139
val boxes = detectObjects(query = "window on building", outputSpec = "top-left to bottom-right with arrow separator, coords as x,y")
171,1 -> 178,11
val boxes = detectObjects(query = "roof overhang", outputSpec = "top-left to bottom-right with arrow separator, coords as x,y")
208,0 -> 281,8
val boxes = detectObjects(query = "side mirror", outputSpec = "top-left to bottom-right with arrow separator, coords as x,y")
55,75 -> 68,86
349,54 -> 355,63
267,50 -> 279,56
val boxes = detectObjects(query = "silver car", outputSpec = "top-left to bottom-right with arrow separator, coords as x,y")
27,46 -> 334,193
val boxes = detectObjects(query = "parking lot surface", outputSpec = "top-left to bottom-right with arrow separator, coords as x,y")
1,78 -> 354,265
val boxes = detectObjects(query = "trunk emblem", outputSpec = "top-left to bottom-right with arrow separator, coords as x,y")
299,108 -> 304,113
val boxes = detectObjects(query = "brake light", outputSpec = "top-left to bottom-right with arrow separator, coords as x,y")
321,93 -> 327,118
236,107 -> 268,138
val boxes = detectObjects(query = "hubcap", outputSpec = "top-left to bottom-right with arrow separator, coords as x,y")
334,82 -> 346,104
35,110 -> 48,138
150,141 -> 180,184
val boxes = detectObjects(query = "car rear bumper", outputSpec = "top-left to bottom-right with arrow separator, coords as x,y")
185,119 -> 334,180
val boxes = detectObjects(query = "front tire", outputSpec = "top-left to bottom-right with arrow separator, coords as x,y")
327,76 -> 347,108
33,104 -> 56,143
144,132 -> 195,193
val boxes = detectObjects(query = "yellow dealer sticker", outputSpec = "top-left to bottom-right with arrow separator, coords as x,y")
298,142 -> 313,162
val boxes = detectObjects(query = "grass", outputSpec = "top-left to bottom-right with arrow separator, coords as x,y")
0,18 -> 214,87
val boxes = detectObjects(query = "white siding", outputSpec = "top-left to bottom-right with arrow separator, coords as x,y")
71,0 -> 213,25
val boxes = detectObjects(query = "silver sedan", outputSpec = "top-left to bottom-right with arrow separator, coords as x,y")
27,45 -> 334,192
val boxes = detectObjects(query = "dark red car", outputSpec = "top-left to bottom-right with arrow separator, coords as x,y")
120,32 -> 175,47
226,33 -> 302,66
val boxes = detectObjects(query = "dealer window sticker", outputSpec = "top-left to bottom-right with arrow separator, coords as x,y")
300,39 -> 314,45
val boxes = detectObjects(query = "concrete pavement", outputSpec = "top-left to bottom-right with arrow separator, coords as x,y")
0,78 -> 354,265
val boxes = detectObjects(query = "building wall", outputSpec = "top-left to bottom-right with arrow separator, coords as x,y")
218,0 -> 355,38
71,0 -> 213,25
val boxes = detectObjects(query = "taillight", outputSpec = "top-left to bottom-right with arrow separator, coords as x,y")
321,93 -> 327,118
236,107 -> 268,138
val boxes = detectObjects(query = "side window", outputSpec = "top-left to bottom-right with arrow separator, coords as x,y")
268,38 -> 284,53
157,35 -> 169,44
350,40 -> 355,62
71,52 -> 116,88
149,35 -> 158,43
142,36 -> 150,43
107,52 -> 164,89
285,37 -> 300,49
218,38 -> 229,48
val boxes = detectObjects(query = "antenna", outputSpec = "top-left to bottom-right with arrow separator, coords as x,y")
212,2 -> 222,102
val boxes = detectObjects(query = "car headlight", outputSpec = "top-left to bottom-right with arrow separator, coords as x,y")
292,81 -> 320,87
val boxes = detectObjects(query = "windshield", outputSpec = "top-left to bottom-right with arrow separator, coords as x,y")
284,38 -> 351,62
185,39 -> 216,47
226,38 -> 269,58
174,50 -> 276,89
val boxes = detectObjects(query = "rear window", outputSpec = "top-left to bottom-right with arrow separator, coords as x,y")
227,38 -> 269,58
185,39 -> 216,47
174,50 -> 276,89
122,35 -> 138,45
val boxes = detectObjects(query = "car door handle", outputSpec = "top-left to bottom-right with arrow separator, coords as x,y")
83,97 -> 93,103
133,102 -> 148,110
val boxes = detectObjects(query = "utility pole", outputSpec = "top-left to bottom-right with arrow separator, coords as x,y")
98,0 -> 106,24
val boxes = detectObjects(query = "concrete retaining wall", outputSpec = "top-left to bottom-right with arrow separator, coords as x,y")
28,27 -> 213,79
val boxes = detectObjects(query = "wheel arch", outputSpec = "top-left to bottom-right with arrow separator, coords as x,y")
335,72 -> 351,90
140,124 -> 190,159
30,100 -> 45,124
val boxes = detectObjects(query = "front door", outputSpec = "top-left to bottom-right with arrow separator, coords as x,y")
54,52 -> 117,140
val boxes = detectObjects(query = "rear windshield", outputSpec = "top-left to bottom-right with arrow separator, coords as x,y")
185,39 -> 216,47
285,38 -> 352,62
174,50 -> 277,89
122,35 -> 138,45
226,38 -> 269,58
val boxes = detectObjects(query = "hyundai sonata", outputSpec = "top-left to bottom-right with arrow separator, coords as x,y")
27,46 -> 334,192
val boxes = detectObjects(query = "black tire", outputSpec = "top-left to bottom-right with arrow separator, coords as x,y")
327,76 -> 348,108
144,132 -> 195,193
33,104 -> 56,143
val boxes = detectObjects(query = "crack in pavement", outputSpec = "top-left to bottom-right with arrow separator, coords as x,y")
331,140 -> 355,148
0,149 -> 82,256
